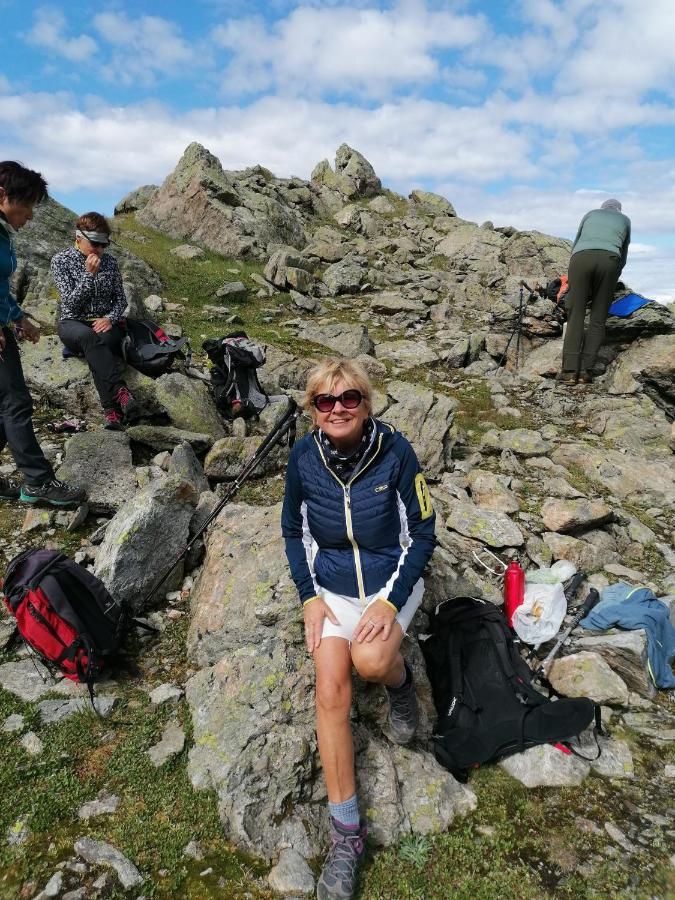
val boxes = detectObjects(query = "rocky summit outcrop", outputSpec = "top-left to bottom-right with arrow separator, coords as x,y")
138,143 -> 318,259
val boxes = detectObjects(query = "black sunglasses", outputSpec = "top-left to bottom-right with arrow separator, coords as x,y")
88,239 -> 109,248
312,389 -> 363,413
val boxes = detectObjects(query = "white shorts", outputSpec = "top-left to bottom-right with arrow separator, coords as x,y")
320,578 -> 425,642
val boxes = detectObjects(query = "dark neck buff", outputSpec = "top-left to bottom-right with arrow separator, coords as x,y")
319,418 -> 376,482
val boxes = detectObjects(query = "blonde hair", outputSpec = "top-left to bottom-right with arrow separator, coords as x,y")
305,357 -> 372,425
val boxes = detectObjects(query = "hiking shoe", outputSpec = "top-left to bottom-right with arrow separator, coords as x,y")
20,478 -> 86,507
317,817 -> 367,900
577,372 -> 594,384
104,408 -> 123,430
386,662 -> 419,745
556,371 -> 577,385
114,386 -> 141,423
0,476 -> 20,501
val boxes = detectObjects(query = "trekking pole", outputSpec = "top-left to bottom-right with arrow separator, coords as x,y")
138,398 -> 301,609
533,588 -> 601,680
497,284 -> 526,370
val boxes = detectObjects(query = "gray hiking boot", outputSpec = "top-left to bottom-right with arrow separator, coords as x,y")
386,662 -> 419,745
317,817 -> 367,900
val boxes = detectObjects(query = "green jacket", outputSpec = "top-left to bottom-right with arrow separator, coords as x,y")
571,208 -> 631,270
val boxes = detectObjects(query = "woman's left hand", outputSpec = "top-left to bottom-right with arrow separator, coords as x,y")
92,317 -> 112,333
354,598 -> 397,644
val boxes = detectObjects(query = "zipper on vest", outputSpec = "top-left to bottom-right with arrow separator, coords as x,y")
343,487 -> 366,603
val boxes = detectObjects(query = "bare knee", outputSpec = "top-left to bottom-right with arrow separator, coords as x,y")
316,675 -> 352,716
352,646 -> 395,683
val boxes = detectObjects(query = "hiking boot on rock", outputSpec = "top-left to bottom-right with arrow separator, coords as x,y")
104,408 -> 123,431
386,661 -> 419,745
0,476 -> 20,501
114,386 -> 140,423
20,478 -> 86,507
317,817 -> 367,900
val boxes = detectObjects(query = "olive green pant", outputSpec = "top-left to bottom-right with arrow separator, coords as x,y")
561,249 -> 621,374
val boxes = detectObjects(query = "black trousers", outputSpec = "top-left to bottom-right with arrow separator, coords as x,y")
561,249 -> 621,374
0,327 -> 54,485
58,319 -> 126,409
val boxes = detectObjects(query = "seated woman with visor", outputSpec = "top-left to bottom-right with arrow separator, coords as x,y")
282,357 -> 436,900
51,212 -> 139,430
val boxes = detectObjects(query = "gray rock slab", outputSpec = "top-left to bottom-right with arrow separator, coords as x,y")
127,424 -> 214,453
2,713 -> 25,733
622,711 -> 675,742
216,281 -> 247,300
297,321 -> 373,357
575,630 -> 655,699
78,791 -> 120,820
149,683 -> 184,706
35,871 -> 63,899
171,244 -> 204,259
482,428 -> 552,457
147,720 -> 185,767
204,436 -> 285,481
38,696 -> 117,724
94,474 -> 198,613
500,743 -> 590,787
467,470 -> 520,513
74,836 -> 143,889
268,848 -> 315,895
548,652 -> 629,705
169,441 -> 210,494
382,380 -> 457,478
56,431 -> 136,514
374,340 -> 438,367
154,373 -> 226,440
446,501 -> 524,548
590,737 -> 634,779
540,498 -> 613,534
0,658 -> 78,702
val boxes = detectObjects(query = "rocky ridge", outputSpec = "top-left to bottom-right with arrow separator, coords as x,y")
1,142 -> 674,896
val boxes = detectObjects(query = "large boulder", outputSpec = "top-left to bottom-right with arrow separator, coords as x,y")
382,381 -> 458,478
296,322 -> 373,358
312,145 -> 381,200
56,431 -> 136,514
186,503 -> 476,861
94,475 -> 199,612
153,373 -> 226,441
138,143 -> 307,258
606,333 -> 675,419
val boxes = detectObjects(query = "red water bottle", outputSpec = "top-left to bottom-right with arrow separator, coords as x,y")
503,560 -> 525,627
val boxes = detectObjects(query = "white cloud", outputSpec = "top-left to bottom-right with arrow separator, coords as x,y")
26,8 -> 98,63
92,12 -> 195,86
213,1 -> 486,97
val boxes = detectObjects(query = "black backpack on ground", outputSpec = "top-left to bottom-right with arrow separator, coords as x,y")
422,597 -> 599,782
121,317 -> 188,378
1,549 -> 152,706
202,331 -> 269,420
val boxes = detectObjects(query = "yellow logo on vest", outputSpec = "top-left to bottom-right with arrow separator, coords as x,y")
415,474 -> 433,519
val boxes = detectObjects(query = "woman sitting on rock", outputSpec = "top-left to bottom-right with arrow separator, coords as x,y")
282,358 -> 436,900
51,212 -> 139,430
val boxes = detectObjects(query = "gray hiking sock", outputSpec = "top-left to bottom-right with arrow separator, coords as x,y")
387,660 -> 412,693
328,794 -> 360,828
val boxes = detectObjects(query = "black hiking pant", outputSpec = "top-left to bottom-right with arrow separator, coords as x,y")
58,319 -> 126,409
0,326 -> 54,485
561,249 -> 621,375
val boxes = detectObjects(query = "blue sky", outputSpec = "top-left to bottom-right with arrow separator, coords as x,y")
2,0 -> 675,301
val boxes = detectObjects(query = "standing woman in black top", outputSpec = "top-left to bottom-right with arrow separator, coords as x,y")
51,212 -> 139,429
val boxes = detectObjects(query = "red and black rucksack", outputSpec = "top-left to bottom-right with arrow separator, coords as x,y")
1,549 -> 146,700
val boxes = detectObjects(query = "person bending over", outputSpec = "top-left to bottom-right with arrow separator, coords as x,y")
51,212 -> 139,430
282,358 -> 436,900
0,160 -> 85,507
559,198 -> 631,384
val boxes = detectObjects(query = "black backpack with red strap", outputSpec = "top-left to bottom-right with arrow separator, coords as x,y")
1,549 -> 145,699
121,317 -> 188,378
